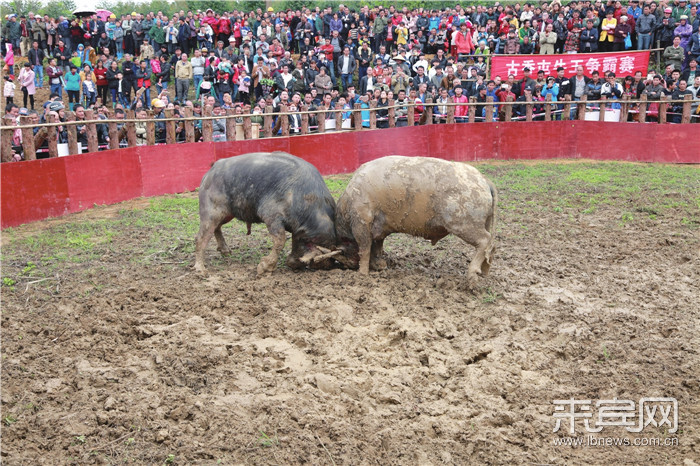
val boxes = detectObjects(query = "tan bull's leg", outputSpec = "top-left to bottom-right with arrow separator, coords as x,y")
351,223 -> 372,275
370,237 -> 387,271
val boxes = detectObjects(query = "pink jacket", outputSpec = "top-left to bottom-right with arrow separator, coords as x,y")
19,68 -> 36,94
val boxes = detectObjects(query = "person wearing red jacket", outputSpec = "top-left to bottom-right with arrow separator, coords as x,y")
217,16 -> 231,44
454,21 -> 475,59
317,38 -> 334,62
453,84 -> 469,122
94,60 -> 109,105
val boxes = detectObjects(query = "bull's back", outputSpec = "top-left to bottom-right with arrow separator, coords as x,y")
346,156 -> 493,235
201,152 -> 333,225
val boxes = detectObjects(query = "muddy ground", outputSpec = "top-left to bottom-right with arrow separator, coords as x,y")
1,161 -> 699,464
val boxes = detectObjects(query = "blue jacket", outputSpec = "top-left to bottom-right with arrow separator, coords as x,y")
64,71 -> 81,91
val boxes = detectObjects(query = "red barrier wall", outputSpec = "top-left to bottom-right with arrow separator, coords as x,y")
2,121 -> 698,228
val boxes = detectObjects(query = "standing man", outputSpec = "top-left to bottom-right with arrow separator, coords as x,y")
28,41 -> 45,88
337,46 -> 356,90
175,52 -> 193,102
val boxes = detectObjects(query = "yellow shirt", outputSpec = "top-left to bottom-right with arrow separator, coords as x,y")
600,18 -> 617,41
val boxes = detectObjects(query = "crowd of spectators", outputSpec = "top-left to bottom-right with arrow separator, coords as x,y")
1,1 -> 699,160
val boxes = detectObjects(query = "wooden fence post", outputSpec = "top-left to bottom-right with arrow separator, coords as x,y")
577,95 -> 587,121
301,104 -> 309,134
447,96 -> 455,124
468,96 -> 476,123
638,94 -> 647,123
225,108 -> 236,141
544,94 -> 552,121
318,106 -> 326,133
388,99 -> 396,127
20,116 -> 36,160
525,95 -> 533,122
562,95 -> 571,121
369,100 -> 377,129
681,94 -> 692,124
658,94 -> 668,124
144,110 -> 155,146
598,96 -> 607,122
243,115 -> 252,139
125,110 -> 137,148
65,111 -> 79,155
620,95 -> 630,122
47,114 -> 58,157
353,103 -> 363,129
83,109 -> 98,153
484,96 -> 494,123
1,116 -> 14,162
335,105 -> 343,131
201,106 -> 212,142
407,101 -> 415,126
505,95 -> 514,121
108,118 -> 119,149
183,107 -> 195,143
263,106 -> 273,137
280,105 -> 290,136
424,97 -> 434,125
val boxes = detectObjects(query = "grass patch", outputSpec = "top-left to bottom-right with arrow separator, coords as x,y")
1,162 -> 697,279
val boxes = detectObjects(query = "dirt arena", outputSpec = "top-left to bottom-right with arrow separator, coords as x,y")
2,160 -> 698,464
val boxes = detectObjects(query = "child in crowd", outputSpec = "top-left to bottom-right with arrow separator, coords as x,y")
4,75 -> 15,106
237,69 -> 250,103
83,73 -> 97,107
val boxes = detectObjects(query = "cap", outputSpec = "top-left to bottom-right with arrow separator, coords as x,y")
201,47 -> 208,52
229,37 -> 235,41
19,107 -> 28,116
393,55 -> 406,61
151,99 -> 165,108
49,102 -> 65,111
524,85 -> 533,92
664,7 -> 672,12
680,15 -> 688,19
523,67 -> 531,71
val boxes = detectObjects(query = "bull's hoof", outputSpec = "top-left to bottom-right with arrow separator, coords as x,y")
218,246 -> 232,256
285,255 -> 304,270
256,261 -> 275,277
370,257 -> 388,271
194,263 -> 208,275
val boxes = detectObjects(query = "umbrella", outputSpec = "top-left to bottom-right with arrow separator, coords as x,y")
72,8 -> 96,18
96,9 -> 114,21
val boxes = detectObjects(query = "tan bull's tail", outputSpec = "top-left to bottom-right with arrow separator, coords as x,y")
481,180 -> 498,276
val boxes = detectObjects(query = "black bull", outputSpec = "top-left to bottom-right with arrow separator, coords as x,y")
194,152 -> 343,275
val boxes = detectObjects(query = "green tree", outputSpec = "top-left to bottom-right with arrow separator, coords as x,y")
0,0 -> 43,17
41,0 -> 76,18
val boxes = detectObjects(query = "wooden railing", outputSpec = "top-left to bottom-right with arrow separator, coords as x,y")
1,94 -> 696,162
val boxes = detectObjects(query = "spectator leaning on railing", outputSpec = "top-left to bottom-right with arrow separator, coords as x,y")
1,2 -> 700,161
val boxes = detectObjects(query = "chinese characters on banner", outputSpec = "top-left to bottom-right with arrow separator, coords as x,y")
491,51 -> 651,79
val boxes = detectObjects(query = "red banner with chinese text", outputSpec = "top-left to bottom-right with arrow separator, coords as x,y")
490,51 -> 651,79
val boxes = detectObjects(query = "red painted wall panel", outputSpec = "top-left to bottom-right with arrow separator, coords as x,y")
139,143 -> 216,197
1,157 -> 70,228
288,132 -> 359,175
214,138 -> 288,161
64,149 -> 143,213
2,122 -> 698,229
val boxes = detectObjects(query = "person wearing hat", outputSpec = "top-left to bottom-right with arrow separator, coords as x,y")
612,15 -> 631,51
673,15 -> 693,52
656,8 -> 677,49
672,0 -> 691,22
